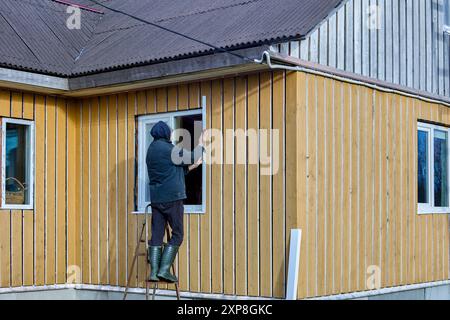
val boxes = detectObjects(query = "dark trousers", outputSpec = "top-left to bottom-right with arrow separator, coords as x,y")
150,200 -> 184,247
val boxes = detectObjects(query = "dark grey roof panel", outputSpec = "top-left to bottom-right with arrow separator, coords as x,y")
0,0 -> 343,76
0,0 -> 102,75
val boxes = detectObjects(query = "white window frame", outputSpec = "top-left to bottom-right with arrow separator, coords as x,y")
1,118 -> 35,210
136,103 -> 206,214
417,122 -> 450,215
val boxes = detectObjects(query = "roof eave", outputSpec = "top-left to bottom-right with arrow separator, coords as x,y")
0,46 -> 270,96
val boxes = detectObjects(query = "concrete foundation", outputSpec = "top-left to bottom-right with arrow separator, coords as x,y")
0,282 -> 449,300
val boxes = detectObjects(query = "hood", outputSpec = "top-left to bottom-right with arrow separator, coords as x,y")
151,121 -> 172,141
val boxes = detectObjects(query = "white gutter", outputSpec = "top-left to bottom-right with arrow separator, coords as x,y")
255,51 -> 450,108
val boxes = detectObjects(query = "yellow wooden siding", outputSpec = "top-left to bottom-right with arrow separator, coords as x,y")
0,89 -> 76,288
294,73 -> 449,298
0,68 -> 449,299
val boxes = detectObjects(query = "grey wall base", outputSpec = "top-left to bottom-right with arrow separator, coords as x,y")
0,288 -> 182,300
362,284 -> 450,300
0,283 -> 449,300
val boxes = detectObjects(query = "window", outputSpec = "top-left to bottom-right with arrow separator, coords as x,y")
418,122 -> 450,214
136,108 -> 206,213
1,118 -> 35,209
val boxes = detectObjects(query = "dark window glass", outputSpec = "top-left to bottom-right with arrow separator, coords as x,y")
174,114 -> 203,206
434,130 -> 448,207
5,123 -> 31,205
418,130 -> 429,204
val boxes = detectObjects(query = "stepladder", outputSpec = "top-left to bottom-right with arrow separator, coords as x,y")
123,204 -> 181,300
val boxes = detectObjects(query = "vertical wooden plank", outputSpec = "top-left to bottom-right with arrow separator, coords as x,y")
156,88 -> 168,113
189,83 -> 200,109
0,90 -> 11,117
247,75 -> 259,296
223,79 -> 235,294
414,99 -> 421,284
380,93 -> 388,288
81,99 -> 91,284
210,80 -> 223,294
223,78 -> 235,295
259,73 -> 272,297
23,93 -> 34,120
117,94 -> 127,287
88,98 -> 99,285
146,89 -> 156,114
234,77 -> 247,296
46,96 -> 56,285
325,78 -> 334,295
390,94 -> 398,287
11,210 -> 22,287
98,97 -> 108,284
289,72 -> 306,298
23,211 -> 34,286
34,95 -> 45,285
365,87 -> 375,289
306,74 -> 317,296
136,91 -> 147,116
56,99 -> 67,284
406,97 -> 414,284
316,76 -> 326,296
350,85 -> 359,292
372,91 -> 381,284
272,72 -> 285,298
200,81 -> 212,293
400,95 -> 408,285
0,212 -> 11,287
108,95 -> 118,285
67,100 -> 80,283
23,93 -> 35,286
178,85 -> 189,111
333,81 -> 343,295
168,86 -> 178,112
11,92 -> 22,118
342,82 -> 351,293
127,93 -> 138,288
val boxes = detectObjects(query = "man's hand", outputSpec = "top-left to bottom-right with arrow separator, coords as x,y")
188,156 -> 203,172
198,129 -> 209,147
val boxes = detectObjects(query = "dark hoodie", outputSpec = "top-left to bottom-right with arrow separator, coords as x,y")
146,121 -> 200,204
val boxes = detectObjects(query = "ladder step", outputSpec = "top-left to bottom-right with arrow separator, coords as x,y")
146,280 -> 178,285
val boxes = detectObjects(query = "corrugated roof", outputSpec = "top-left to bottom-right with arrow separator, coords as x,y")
0,0 -> 343,76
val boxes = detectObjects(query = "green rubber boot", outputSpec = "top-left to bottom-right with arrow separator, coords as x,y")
157,245 -> 179,283
148,246 -> 162,282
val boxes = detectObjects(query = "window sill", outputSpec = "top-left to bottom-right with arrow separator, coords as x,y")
0,205 -> 34,211
418,205 -> 450,215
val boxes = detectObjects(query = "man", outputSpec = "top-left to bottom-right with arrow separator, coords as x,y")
146,121 -> 205,283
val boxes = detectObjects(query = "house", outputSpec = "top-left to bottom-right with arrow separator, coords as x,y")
0,0 -> 448,300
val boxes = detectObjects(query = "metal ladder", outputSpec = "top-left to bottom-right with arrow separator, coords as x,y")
123,204 -> 181,300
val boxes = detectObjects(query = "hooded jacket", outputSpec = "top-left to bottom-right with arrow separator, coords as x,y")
146,121 -> 202,204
